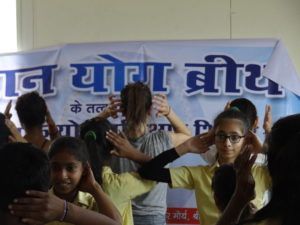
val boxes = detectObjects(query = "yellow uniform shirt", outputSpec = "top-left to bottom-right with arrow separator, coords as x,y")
170,162 -> 271,225
45,189 -> 98,225
101,166 -> 155,225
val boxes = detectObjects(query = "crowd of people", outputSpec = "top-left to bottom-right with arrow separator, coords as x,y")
1,81 -> 298,225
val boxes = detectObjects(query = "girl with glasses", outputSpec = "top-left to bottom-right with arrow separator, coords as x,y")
109,108 -> 271,225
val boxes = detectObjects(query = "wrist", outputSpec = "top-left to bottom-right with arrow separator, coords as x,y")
165,106 -> 171,117
59,200 -> 69,222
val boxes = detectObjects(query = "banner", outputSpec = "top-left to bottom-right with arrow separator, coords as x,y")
1,39 -> 299,224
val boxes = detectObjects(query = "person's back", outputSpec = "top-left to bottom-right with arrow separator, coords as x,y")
0,142 -> 50,225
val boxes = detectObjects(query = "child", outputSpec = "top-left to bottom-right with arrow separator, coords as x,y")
15,91 -> 60,152
138,108 -> 271,225
0,142 -> 121,225
80,117 -> 156,225
46,136 -> 121,225
108,82 -> 192,225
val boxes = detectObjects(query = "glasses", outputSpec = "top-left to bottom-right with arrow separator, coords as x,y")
215,133 -> 245,144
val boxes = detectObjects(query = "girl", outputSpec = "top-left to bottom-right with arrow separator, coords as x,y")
80,117 -> 156,225
218,114 -> 300,225
137,108 -> 271,225
109,82 -> 192,225
46,136 -> 121,225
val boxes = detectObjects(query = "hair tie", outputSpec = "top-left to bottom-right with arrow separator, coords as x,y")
84,130 -> 97,141
230,106 -> 240,112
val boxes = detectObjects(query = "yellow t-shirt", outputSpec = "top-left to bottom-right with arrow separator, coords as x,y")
170,162 -> 271,225
45,189 -> 98,225
101,166 -> 155,225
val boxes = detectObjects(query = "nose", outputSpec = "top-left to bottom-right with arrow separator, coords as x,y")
55,168 -> 68,180
223,137 -> 232,146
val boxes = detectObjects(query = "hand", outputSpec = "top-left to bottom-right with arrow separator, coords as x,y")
224,100 -> 231,111
9,190 -> 64,223
263,105 -> 272,135
234,146 -> 257,204
152,94 -> 171,117
176,130 -> 214,155
106,130 -> 138,158
98,96 -> 122,119
4,100 -> 12,119
5,119 -> 27,143
245,130 -> 262,153
46,108 -> 60,140
78,164 -> 99,194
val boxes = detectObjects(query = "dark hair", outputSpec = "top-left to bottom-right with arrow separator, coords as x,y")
240,114 -> 300,225
80,118 -> 117,184
230,98 -> 257,130
15,91 -> 47,128
214,108 -> 250,133
0,143 -> 50,211
212,164 -> 236,211
0,113 -> 11,146
121,82 -> 152,130
48,136 -> 89,165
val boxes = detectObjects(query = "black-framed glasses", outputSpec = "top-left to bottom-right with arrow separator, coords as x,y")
215,133 -> 245,144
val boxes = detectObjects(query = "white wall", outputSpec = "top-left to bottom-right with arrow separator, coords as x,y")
18,0 -> 300,73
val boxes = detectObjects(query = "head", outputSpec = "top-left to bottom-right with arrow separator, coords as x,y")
0,113 -> 11,146
80,117 -> 117,184
48,136 -> 89,199
121,82 -> 152,129
247,114 -> 300,224
214,109 -> 250,164
0,143 -> 49,224
15,91 -> 47,129
230,98 -> 258,132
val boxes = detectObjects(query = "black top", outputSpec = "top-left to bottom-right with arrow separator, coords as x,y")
138,148 -> 180,183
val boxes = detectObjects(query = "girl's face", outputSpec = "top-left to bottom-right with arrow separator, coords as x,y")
214,119 -> 246,164
50,149 -> 84,200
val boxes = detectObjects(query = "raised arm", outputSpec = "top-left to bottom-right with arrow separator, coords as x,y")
106,130 -> 152,164
45,107 -> 60,141
138,134 -> 212,183
9,190 -> 121,225
153,94 -> 192,147
78,164 -> 122,223
216,147 -> 256,225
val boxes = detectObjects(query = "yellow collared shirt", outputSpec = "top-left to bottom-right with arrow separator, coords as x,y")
170,162 -> 271,225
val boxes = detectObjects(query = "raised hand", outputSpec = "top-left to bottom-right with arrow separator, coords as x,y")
98,95 -> 122,119
245,130 -> 262,153
175,130 -> 215,156
45,108 -> 60,140
224,100 -> 231,111
106,130 -> 151,163
4,100 -> 12,119
234,146 -> 257,204
263,105 -> 272,135
152,94 -> 171,117
5,119 -> 27,143
78,164 -> 98,194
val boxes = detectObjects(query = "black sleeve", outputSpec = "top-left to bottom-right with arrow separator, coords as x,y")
138,148 -> 180,183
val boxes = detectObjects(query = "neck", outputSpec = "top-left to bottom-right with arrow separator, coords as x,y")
125,123 -> 148,139
54,188 -> 78,202
217,156 -> 234,165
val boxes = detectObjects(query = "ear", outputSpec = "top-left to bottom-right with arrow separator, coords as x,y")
82,163 -> 89,176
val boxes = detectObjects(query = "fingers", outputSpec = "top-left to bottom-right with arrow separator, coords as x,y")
224,100 -> 231,110
110,150 -> 120,157
4,100 -> 12,119
106,130 -> 124,146
21,218 -> 44,225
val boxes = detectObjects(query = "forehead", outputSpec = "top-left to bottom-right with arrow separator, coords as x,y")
215,119 -> 245,134
50,149 -> 81,164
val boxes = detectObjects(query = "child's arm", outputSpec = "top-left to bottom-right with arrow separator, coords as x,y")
79,164 -> 122,223
153,94 -> 192,147
9,190 -> 121,225
45,107 -> 60,141
216,147 -> 256,225
138,134 -> 212,183
106,130 -> 151,164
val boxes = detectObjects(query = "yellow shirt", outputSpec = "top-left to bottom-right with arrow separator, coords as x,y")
101,166 -> 155,225
45,189 -> 98,225
170,162 -> 271,225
